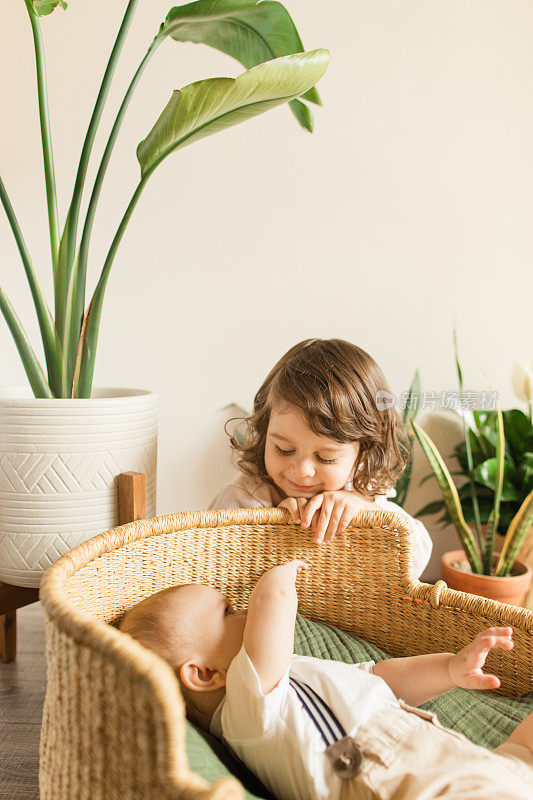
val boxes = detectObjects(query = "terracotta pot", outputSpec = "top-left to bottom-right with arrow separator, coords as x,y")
495,528 -> 533,609
441,550 -> 533,606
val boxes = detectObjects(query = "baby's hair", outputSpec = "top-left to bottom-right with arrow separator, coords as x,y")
118,585 -> 217,727
228,338 -> 409,499
118,586 -> 193,669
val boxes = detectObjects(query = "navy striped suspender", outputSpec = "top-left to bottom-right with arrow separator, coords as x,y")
290,677 -> 347,746
289,676 -> 363,780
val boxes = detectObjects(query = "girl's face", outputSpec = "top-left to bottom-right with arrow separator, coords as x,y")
264,405 -> 360,499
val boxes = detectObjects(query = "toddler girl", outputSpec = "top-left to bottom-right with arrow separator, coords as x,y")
209,338 -> 432,577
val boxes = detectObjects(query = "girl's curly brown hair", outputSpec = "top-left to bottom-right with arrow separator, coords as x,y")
228,338 -> 409,500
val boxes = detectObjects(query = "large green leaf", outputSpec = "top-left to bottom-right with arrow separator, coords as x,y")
163,0 -> 322,130
471,458 -> 522,500
503,409 -> 533,456
32,0 -> 67,16
137,49 -> 329,176
74,50 -> 329,397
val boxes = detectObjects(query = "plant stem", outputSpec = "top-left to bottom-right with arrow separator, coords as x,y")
58,0 -> 140,336
72,174 -> 150,398
23,0 -> 60,274
63,31 -> 166,393
79,32 -> 165,276
0,174 -> 63,396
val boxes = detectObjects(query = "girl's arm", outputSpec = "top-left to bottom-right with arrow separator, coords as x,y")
373,627 -> 514,706
243,561 -> 308,694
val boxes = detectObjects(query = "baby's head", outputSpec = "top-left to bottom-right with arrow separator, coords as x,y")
231,338 -> 407,499
119,584 -> 247,728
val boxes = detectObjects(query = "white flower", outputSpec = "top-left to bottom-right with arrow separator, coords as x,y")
512,362 -> 533,404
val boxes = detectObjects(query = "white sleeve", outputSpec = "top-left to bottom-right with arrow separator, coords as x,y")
222,645 -> 290,741
208,483 -> 266,510
376,497 -> 433,578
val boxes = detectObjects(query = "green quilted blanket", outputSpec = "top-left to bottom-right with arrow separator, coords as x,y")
186,615 -> 533,800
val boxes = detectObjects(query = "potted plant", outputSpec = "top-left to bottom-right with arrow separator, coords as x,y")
0,0 -> 329,586
411,339 -> 533,607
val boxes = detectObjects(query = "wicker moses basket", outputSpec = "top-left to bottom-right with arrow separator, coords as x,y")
39,508 -> 533,800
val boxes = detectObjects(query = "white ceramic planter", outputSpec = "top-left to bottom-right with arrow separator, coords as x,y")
0,387 -> 158,587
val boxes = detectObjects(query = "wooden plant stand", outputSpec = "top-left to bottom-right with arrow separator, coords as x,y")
0,471 -> 146,663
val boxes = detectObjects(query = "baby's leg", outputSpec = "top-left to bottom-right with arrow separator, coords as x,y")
504,710 -> 533,755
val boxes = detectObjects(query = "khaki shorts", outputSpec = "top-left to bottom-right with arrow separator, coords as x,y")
340,700 -> 533,800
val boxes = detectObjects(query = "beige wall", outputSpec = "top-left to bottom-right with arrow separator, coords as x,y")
2,2 -> 531,580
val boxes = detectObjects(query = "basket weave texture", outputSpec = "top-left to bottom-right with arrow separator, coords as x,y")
39,507 -> 533,800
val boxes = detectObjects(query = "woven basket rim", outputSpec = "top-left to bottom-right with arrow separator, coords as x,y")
39,507 -> 533,638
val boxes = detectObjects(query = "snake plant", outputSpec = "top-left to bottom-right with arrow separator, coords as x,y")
412,335 -> 533,577
1,0 -> 329,398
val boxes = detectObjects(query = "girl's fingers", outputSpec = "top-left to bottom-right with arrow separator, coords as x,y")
279,497 -> 300,523
314,497 -> 334,543
323,504 -> 346,543
297,498 -> 308,521
301,494 -> 324,528
324,505 -> 353,542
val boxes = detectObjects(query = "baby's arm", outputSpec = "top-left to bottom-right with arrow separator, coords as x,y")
243,561 -> 308,694
373,627 -> 514,706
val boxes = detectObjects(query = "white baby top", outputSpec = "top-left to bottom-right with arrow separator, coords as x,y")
209,473 -> 432,578
210,645 -> 399,800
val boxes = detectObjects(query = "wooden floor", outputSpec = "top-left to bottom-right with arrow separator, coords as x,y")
0,602 -> 46,800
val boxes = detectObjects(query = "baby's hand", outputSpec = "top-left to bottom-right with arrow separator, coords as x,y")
281,559 -> 309,576
299,491 -> 374,544
448,627 -> 514,691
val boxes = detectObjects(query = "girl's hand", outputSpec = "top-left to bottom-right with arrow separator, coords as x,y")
448,627 -> 514,691
277,496 -> 309,525
299,490 -> 375,544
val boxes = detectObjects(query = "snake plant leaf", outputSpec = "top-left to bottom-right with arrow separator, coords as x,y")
482,405 -> 505,572
0,288 -> 52,398
137,49 -> 329,177
32,0 -> 67,16
495,489 -> 533,576
411,421 -> 483,573
453,328 -> 482,546
162,0 -> 322,130
395,369 -> 421,507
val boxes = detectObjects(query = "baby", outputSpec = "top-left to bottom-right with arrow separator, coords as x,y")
119,563 -> 533,800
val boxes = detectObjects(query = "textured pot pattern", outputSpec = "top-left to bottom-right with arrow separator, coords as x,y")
0,388 -> 158,588
441,549 -> 533,607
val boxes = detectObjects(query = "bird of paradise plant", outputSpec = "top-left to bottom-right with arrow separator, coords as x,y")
1,0 -> 329,398
411,334 -> 533,577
